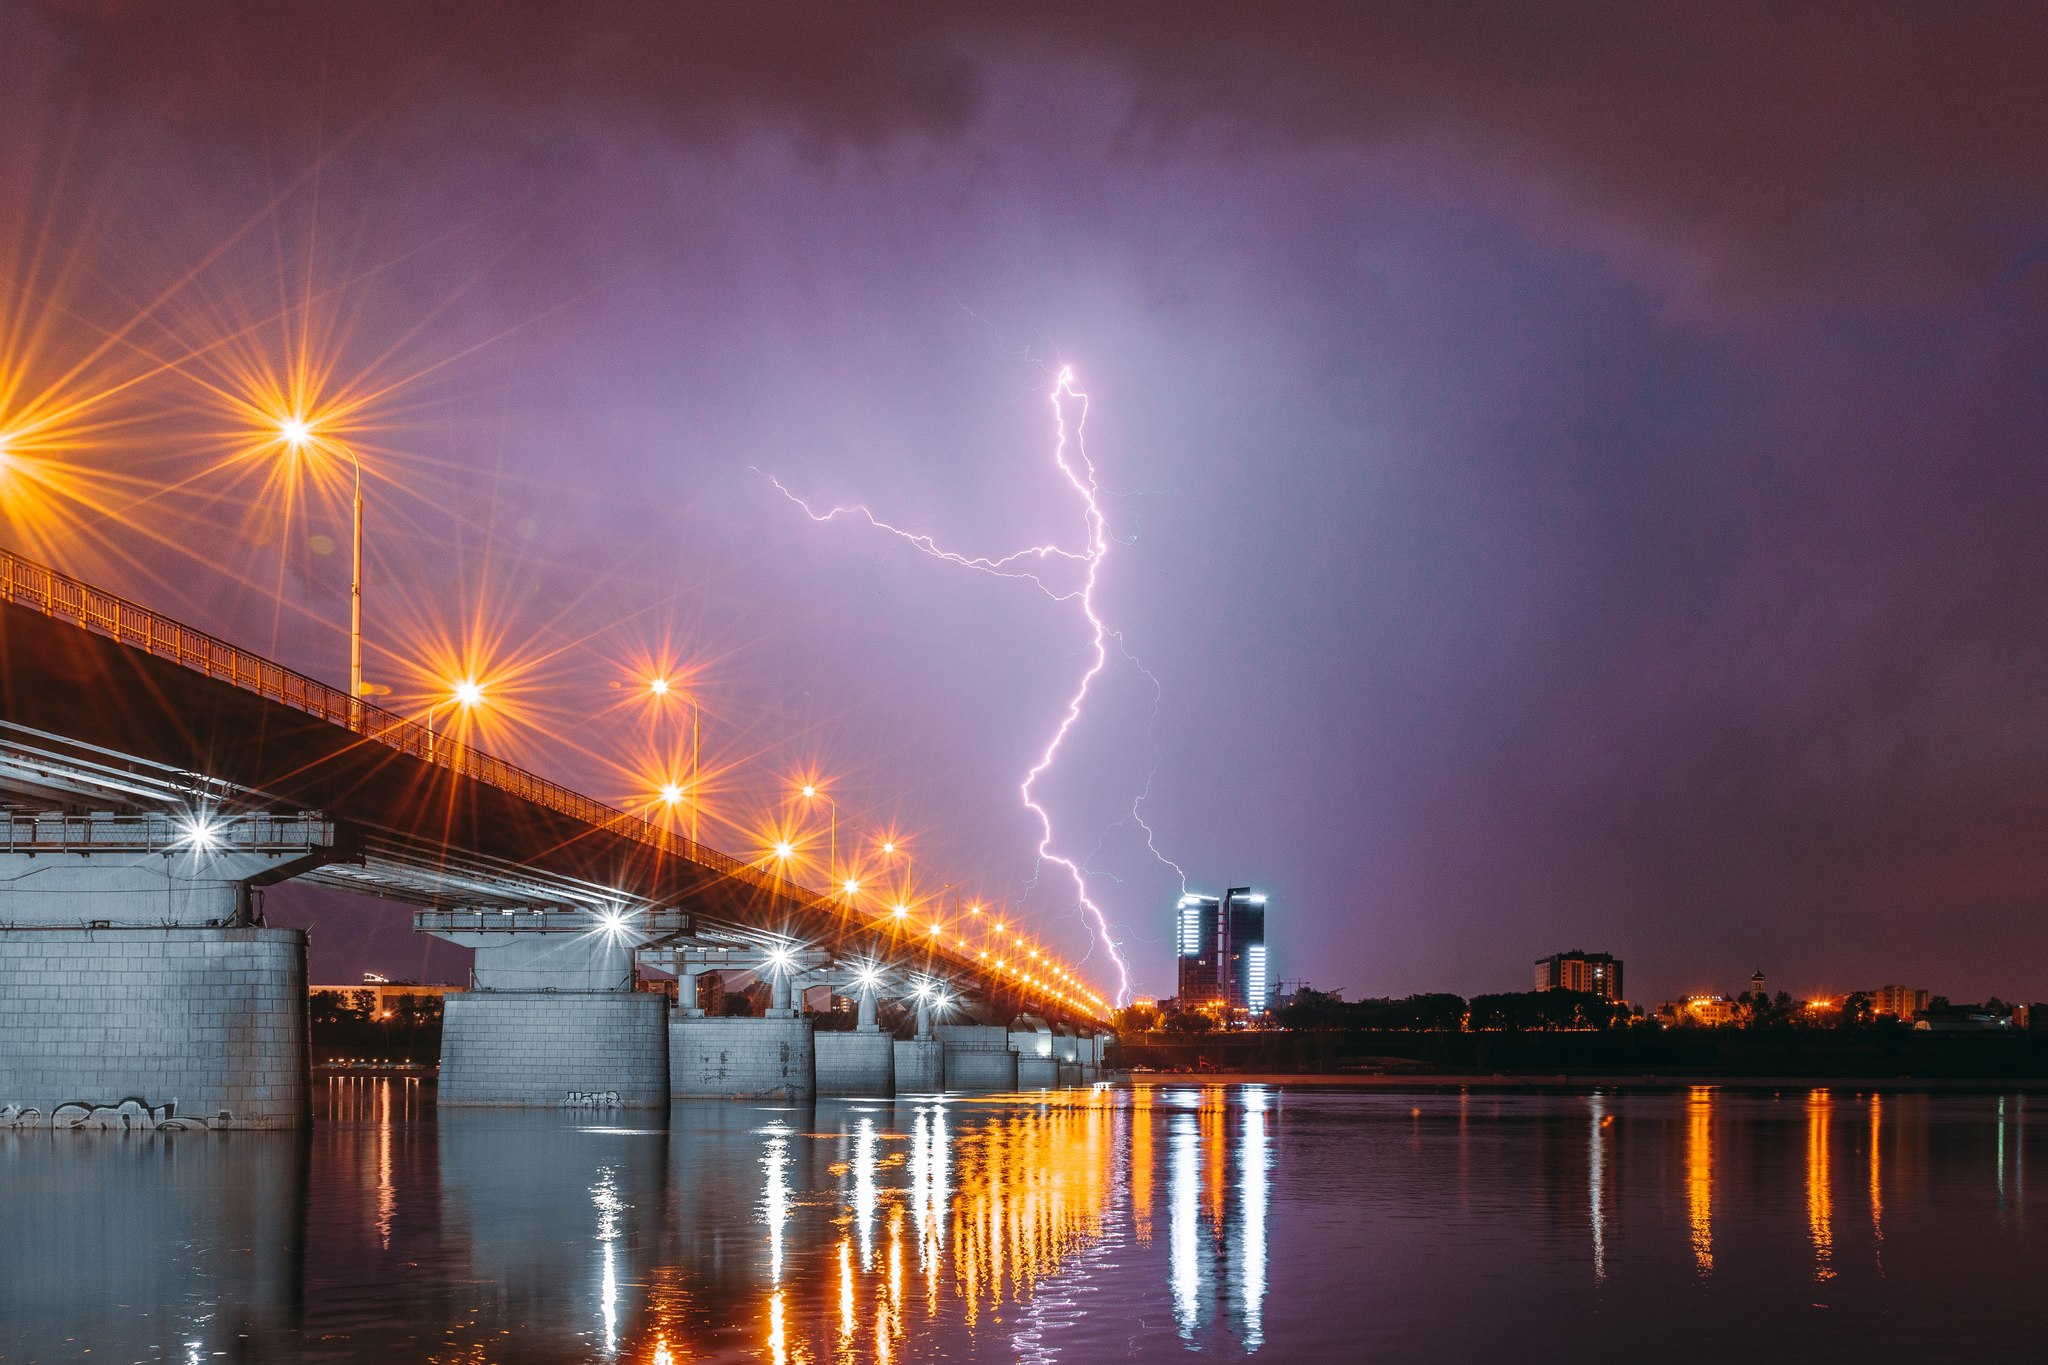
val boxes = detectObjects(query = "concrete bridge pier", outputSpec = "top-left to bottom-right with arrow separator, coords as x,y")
0,812 -> 334,1130
892,992 -> 943,1093
661,947 -> 821,1100
814,976 -> 894,1098
419,908 -> 682,1109
936,1022 -> 1019,1092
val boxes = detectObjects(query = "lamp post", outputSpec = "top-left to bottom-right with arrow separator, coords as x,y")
798,784 -> 836,889
279,418 -> 365,726
650,676 -> 702,847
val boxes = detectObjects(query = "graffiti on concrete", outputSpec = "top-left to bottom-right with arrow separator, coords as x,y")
0,1098 -> 223,1130
564,1090 -> 622,1108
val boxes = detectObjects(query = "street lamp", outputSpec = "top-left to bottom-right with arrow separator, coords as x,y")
425,679 -> 484,762
278,417 -> 366,724
878,836 -> 913,917
797,782 -> 837,892
644,675 -> 702,846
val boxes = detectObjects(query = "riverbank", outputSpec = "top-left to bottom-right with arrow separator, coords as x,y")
1122,1071 -> 2048,1092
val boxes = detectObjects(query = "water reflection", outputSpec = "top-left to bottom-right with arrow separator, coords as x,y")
1808,1090 -> 1835,1282
13,1080 -> 2048,1361
1687,1086 -> 1714,1276
1589,1092 -> 1609,1283
1869,1092 -> 1884,1258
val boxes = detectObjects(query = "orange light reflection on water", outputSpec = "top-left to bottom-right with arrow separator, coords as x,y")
1808,1090 -> 1835,1283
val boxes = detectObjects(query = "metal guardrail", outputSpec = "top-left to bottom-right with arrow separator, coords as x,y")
0,545 -> 1102,1020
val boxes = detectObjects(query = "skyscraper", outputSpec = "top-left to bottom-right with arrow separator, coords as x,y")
1175,887 -> 1271,1012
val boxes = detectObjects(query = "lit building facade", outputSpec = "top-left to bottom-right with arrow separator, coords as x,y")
1533,950 -> 1624,1002
1871,984 -> 1929,1019
1175,887 -> 1271,1012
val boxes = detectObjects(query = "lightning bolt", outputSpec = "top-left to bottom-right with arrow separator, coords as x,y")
763,366 -> 1163,1005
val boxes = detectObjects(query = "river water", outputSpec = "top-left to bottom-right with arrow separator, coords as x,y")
3,1081 -> 2045,1362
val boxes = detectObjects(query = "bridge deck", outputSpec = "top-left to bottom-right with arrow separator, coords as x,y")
0,548 -> 1097,1024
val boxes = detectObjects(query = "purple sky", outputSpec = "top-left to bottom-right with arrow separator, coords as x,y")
7,3 -> 2048,1005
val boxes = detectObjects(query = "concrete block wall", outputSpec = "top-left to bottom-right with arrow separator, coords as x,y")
893,1038 -> 943,1093
814,1030 -> 893,1097
943,1044 -> 1018,1092
671,1014 -> 814,1099
1016,1056 -> 1059,1088
0,927 -> 308,1129
440,991 -> 668,1107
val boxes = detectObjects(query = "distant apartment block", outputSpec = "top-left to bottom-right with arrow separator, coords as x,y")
1534,950 -> 1623,1002
1175,887 -> 1271,1012
1870,985 -> 1929,1018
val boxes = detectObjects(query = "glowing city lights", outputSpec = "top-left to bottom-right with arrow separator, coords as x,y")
452,679 -> 484,708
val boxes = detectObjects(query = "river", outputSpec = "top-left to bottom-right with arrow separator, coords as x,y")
2,1081 -> 2044,1361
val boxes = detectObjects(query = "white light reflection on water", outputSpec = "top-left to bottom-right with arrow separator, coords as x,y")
1169,1100 -> 1202,1338
1240,1086 -> 1270,1351
1589,1093 -> 1608,1283
590,1165 -> 622,1357
761,1121 -> 791,1286
910,1100 -> 950,1312
855,1115 -> 879,1269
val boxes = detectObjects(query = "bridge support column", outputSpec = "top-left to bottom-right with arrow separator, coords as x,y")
419,909 -> 681,1109
0,814 -> 334,1130
814,1030 -> 893,1097
1008,1015 -> 1061,1088
814,976 -> 893,1097
935,1024 -> 1018,1092
670,1013 -> 815,1100
892,1038 -> 943,1093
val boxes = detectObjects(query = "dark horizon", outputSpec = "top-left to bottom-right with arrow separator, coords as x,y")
7,2 -> 2048,1007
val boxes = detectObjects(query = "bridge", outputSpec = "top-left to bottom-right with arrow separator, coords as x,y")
0,547 -> 1113,1127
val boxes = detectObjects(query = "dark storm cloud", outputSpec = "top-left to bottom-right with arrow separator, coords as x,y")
29,1 -> 2048,310
12,0 -> 2048,1004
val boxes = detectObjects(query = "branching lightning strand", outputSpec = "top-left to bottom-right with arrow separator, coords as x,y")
761,366 -> 1162,1004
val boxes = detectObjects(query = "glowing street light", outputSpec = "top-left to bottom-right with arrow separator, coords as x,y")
642,672 -> 701,845
426,677 -> 486,761
277,416 -> 368,723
